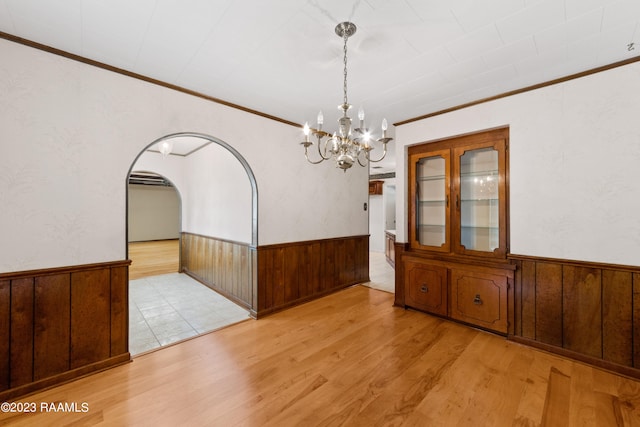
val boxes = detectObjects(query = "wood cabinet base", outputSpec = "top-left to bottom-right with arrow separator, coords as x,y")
402,255 -> 514,335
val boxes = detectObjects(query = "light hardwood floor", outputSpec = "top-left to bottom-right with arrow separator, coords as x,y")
2,286 -> 639,426
128,239 -> 180,280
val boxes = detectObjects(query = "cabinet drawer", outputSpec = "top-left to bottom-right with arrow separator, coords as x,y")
450,269 -> 508,333
404,261 -> 447,316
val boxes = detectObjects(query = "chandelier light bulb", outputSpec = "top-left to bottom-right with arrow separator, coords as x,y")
358,106 -> 365,120
303,122 -> 310,142
317,111 -> 324,128
381,118 -> 388,138
363,131 -> 371,149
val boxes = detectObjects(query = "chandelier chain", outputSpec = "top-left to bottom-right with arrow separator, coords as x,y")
343,32 -> 348,107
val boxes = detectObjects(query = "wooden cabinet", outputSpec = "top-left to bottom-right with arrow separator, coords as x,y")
449,267 -> 509,334
384,231 -> 395,267
404,259 -> 447,316
404,256 -> 512,334
369,180 -> 383,195
409,128 -> 508,259
399,128 -> 513,335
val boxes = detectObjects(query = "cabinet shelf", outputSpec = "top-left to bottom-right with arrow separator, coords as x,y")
460,169 -> 498,178
417,175 -> 445,182
461,198 -> 497,202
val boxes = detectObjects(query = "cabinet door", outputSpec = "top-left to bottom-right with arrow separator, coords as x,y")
453,139 -> 507,258
409,149 -> 451,253
404,260 -> 447,316
450,268 -> 508,333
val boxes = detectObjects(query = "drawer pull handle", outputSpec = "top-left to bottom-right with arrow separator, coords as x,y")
473,294 -> 482,305
420,285 -> 428,293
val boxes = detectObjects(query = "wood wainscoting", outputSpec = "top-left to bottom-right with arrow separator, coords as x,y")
181,232 -> 254,311
256,235 -> 369,317
510,254 -> 640,378
0,260 -> 131,400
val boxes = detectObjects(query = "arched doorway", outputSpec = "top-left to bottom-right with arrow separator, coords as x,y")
126,132 -> 258,355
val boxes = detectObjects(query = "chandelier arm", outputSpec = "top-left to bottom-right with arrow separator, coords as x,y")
316,136 -> 332,160
366,144 -> 389,163
356,153 -> 368,167
303,145 -> 327,164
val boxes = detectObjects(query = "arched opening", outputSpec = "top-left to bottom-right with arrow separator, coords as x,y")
126,132 -> 258,355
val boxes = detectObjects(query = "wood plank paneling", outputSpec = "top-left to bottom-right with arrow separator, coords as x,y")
394,242 -> 406,307
0,280 -> 10,391
510,254 -> 640,377
10,278 -> 34,388
181,233 -> 253,310
562,266 -> 602,358
520,260 -> 537,339
297,244 -> 310,298
602,270 -> 632,366
256,236 -> 369,317
310,242 -> 322,296
0,260 -> 130,401
183,234 -> 368,317
284,245 -> 299,304
257,249 -> 269,311
110,266 -> 128,356
355,237 -> 369,282
34,274 -> 70,381
320,240 -> 337,293
272,248 -> 285,308
634,273 -> 640,369
535,262 -> 563,347
238,244 -> 250,303
70,269 -> 111,369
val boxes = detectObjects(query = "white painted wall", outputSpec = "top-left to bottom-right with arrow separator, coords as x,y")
369,178 -> 396,253
384,180 -> 396,231
133,144 -> 253,244
369,193 -> 384,253
396,61 -> 640,267
0,39 -> 369,273
128,185 -> 180,242
182,143 -> 252,243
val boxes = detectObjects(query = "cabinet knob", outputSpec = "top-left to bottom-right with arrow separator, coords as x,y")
473,294 -> 482,305
420,285 -> 428,293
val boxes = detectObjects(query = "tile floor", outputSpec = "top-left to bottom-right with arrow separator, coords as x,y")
364,251 -> 395,293
129,273 -> 250,356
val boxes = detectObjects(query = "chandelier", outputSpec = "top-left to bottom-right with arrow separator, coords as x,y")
300,22 -> 392,171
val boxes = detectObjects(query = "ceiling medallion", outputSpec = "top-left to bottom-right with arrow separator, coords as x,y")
300,22 -> 392,172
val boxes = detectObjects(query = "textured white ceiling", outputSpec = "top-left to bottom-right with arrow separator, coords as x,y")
1,0 -> 640,171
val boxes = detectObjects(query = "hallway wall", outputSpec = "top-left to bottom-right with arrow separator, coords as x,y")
128,184 -> 180,242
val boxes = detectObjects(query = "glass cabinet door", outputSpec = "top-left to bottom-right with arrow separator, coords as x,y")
454,142 -> 506,257
410,149 -> 450,252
